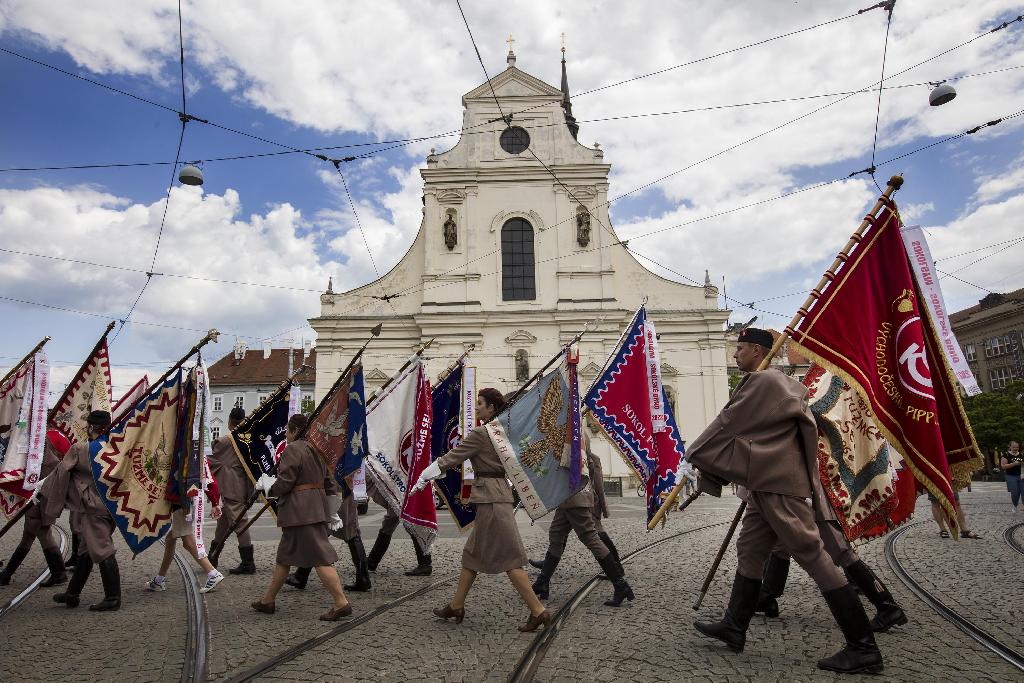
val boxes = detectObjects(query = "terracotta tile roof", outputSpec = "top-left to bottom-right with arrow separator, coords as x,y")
208,348 -> 316,386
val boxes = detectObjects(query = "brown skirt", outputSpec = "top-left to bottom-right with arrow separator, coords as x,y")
276,522 -> 338,567
462,502 -> 527,574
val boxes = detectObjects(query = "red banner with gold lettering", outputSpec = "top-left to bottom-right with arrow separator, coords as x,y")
788,198 -> 965,531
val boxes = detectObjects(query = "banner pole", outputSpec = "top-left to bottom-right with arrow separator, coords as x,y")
367,337 -> 435,404
502,323 -> 593,415
299,323 -> 383,437
0,336 -> 51,388
47,321 -> 115,424
0,503 -> 31,541
693,500 -> 746,610
647,175 -> 905,531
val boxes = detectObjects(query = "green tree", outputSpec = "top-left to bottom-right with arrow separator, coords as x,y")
962,379 -> 1024,456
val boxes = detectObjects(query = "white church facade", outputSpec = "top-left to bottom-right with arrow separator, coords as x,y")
310,49 -> 730,488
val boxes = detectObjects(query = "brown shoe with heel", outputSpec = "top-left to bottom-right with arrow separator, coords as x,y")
432,604 -> 465,624
518,609 -> 552,632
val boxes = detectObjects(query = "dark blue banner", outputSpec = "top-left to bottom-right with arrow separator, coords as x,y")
230,383 -> 290,484
431,364 -> 475,529
336,366 -> 369,481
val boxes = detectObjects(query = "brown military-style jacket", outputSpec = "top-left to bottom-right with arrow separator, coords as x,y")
688,369 -> 828,511
270,440 -> 339,528
436,426 -> 514,504
558,432 -> 599,509
588,445 -> 609,519
63,441 -> 109,516
208,435 -> 253,502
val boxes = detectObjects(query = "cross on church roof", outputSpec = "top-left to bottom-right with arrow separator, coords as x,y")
506,34 -> 515,51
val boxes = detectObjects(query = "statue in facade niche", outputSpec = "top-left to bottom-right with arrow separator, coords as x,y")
443,213 -> 458,250
576,208 -> 591,247
515,349 -> 529,382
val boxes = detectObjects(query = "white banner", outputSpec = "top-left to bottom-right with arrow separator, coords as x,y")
642,319 -> 667,432
460,365 -> 476,482
900,225 -> 982,396
364,359 -> 422,519
20,352 -> 49,490
352,461 -> 367,499
193,463 -> 209,559
288,385 -> 301,418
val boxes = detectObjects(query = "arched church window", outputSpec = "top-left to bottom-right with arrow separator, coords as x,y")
501,218 -> 536,301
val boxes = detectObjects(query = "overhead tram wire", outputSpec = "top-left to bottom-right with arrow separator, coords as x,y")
0,3 -> 886,175
4,103 -> 1018,327
868,1 -> 896,192
384,12 -> 1024,303
5,63 -> 1024,175
111,0 -> 191,343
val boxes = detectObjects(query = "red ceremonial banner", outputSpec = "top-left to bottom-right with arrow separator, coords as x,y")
400,366 -> 437,548
788,199 -> 962,530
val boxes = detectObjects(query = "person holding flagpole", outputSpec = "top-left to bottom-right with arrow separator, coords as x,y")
208,407 -> 258,574
250,414 -> 352,621
52,410 -> 122,611
411,388 -> 551,632
0,430 -> 71,587
687,329 -> 883,674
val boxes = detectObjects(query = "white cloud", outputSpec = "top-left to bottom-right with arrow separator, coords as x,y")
974,155 -> 1024,203
0,184 -> 340,358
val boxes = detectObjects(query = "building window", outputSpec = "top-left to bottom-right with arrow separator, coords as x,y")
501,218 -> 536,301
499,126 -> 530,155
210,427 -> 221,440
213,396 -> 222,412
964,343 -> 976,362
990,366 -> 1016,390
234,395 -> 245,411
984,335 -> 1010,358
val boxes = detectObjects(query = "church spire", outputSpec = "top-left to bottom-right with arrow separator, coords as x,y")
560,36 -> 579,140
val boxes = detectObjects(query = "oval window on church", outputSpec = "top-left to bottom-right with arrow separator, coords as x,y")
499,126 -> 530,155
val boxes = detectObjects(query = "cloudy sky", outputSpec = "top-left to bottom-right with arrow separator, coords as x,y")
1,0 -> 1023,398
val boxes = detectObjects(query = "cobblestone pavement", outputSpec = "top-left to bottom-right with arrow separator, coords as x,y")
2,484 -> 1022,681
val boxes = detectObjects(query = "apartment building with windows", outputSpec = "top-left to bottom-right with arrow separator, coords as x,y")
950,289 -> 1024,392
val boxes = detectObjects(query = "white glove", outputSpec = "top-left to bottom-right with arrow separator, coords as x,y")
410,461 -> 443,494
327,513 -> 344,532
29,479 -> 44,504
256,473 -> 278,497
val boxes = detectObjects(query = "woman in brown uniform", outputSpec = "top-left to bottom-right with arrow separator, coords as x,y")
250,414 -> 352,621
52,410 -> 122,611
0,430 -> 71,587
411,388 -> 551,632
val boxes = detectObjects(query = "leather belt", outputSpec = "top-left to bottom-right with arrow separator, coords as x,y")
293,482 -> 324,492
474,472 -> 505,478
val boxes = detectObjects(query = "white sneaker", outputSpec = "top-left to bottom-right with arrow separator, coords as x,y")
200,572 -> 224,594
145,578 -> 167,592
1013,505 -> 1019,514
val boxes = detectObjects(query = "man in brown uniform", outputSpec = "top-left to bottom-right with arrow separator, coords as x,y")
208,407 -> 256,574
52,410 -> 122,611
0,430 -> 71,587
529,433 -> 633,607
687,328 -> 883,674
755,506 -> 908,632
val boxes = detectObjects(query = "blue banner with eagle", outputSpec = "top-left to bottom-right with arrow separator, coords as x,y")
485,350 -> 585,521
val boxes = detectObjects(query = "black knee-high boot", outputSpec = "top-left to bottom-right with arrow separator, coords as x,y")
598,553 -> 635,607
0,545 -> 30,585
694,573 -> 760,652
843,561 -> 907,632
366,531 -> 392,572
531,552 -> 561,599
89,557 -> 121,611
755,553 -> 790,618
344,538 -> 372,591
286,566 -> 311,590
817,583 -> 884,674
39,547 -> 68,587
405,540 -> 432,576
54,554 -> 94,608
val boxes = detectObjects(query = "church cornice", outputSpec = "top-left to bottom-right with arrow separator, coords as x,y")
504,329 -> 538,345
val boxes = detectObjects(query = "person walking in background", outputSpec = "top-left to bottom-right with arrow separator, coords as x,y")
1001,440 -> 1023,512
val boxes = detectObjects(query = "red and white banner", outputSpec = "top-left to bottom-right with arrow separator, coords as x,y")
900,225 -> 982,397
111,375 -> 149,427
365,359 -> 437,552
50,339 -> 112,445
